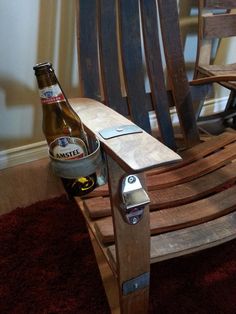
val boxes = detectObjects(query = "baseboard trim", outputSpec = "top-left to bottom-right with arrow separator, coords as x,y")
200,96 -> 228,117
0,97 -> 228,170
149,96 -> 228,128
0,141 -> 48,170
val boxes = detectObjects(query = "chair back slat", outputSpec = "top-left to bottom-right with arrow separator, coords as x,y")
140,0 -> 176,149
202,14 -> 236,39
99,0 -> 129,116
77,0 -> 201,148
118,0 -> 151,134
157,0 -> 200,146
204,0 -> 236,9
76,0 -> 100,100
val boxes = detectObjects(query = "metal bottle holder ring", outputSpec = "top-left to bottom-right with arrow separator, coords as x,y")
49,136 -> 107,187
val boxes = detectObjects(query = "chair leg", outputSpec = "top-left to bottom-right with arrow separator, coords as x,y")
107,156 -> 150,314
88,228 -> 120,313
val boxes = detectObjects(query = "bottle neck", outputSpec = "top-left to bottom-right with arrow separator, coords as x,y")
35,66 -> 58,88
36,71 -> 70,107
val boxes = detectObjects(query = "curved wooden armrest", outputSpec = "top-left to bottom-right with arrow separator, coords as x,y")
69,97 -> 181,173
190,75 -> 236,86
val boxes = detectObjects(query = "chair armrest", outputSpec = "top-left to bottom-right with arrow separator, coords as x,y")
69,97 -> 181,173
190,75 -> 236,86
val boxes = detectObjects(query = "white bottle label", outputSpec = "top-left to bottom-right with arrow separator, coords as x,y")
49,137 -> 88,160
39,84 -> 65,105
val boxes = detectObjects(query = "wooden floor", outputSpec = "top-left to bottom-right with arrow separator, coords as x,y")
0,158 -> 64,216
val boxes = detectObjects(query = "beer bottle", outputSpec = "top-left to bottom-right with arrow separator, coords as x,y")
33,62 -> 97,197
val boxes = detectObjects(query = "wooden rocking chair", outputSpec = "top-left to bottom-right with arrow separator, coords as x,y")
68,0 -> 236,312
194,0 -> 236,131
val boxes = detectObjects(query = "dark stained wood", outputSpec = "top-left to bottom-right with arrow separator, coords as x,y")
195,0 -> 236,119
99,0 -> 129,116
157,0 -> 200,147
150,185 -> 236,234
203,14 -> 236,39
81,131 -> 236,199
73,1 -> 236,312
147,141 -> 236,189
108,211 -> 236,263
140,0 -> 176,150
87,228 -> 120,312
94,185 -> 236,244
83,161 -> 236,219
148,162 -> 236,208
190,74 -> 236,86
204,0 -> 236,9
84,197 -> 111,218
118,0 -> 151,133
150,212 -> 236,262
196,64 -> 236,90
151,131 -> 236,175
76,0 -> 100,100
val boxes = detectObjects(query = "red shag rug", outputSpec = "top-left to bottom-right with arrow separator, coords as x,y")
1,195 -> 236,314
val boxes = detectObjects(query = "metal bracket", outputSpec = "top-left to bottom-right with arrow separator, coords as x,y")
120,175 -> 150,225
99,124 -> 143,140
122,272 -> 150,295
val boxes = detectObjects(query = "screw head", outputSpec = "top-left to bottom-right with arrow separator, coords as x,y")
130,216 -> 139,224
116,127 -> 124,132
128,175 -> 136,184
134,283 -> 139,289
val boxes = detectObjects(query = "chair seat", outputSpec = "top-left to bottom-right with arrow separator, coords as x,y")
94,183 -> 236,243
84,161 -> 236,219
75,131 -> 236,261
107,211 -> 236,265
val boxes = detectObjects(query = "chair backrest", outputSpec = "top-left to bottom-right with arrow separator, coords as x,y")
76,0 -> 200,149
195,0 -> 236,68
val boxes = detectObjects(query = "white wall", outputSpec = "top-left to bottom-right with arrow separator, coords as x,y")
0,0 -> 78,152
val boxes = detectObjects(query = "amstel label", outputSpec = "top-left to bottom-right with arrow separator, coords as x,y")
39,84 -> 65,105
49,137 -> 88,160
